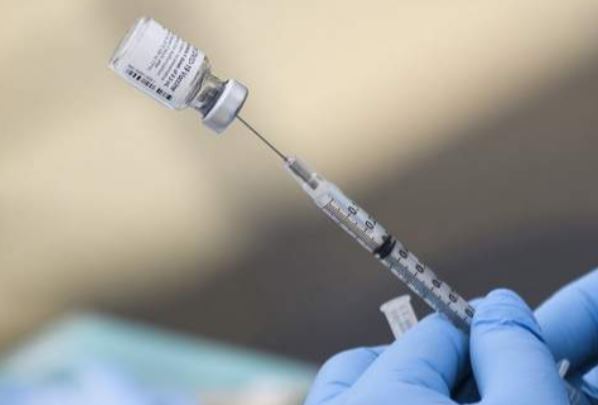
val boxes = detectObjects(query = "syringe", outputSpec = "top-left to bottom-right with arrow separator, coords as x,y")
237,116 -> 473,330
284,155 -> 475,330
236,116 -> 594,405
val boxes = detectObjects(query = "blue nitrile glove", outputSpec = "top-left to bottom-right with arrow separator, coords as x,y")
470,289 -> 569,404
305,289 -> 569,405
535,268 -> 598,399
304,313 -> 468,405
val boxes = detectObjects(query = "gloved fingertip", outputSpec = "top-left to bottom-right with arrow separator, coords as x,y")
486,288 -> 526,304
469,297 -> 484,308
473,289 -> 542,340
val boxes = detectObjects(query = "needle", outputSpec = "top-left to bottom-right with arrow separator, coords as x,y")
236,115 -> 288,162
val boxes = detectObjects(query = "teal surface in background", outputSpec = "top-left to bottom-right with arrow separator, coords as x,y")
0,314 -> 316,396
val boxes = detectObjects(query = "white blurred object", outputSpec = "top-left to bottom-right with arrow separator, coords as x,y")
380,295 -> 418,339
557,359 -> 571,378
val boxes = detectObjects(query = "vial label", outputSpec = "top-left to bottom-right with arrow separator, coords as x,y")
110,18 -> 206,109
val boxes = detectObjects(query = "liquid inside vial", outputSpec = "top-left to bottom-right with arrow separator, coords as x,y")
109,17 -> 248,133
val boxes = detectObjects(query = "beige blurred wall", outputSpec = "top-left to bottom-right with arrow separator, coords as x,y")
1,0 -> 598,344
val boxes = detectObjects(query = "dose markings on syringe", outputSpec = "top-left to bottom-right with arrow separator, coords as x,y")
323,190 -> 472,323
322,198 -> 378,250
384,248 -> 473,327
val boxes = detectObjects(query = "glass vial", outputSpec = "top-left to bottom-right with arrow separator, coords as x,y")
109,17 -> 248,133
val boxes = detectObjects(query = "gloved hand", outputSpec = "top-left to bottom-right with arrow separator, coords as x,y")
305,289 -> 570,405
536,268 -> 598,398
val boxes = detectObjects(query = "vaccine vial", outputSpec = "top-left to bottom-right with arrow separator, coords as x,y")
109,17 -> 248,133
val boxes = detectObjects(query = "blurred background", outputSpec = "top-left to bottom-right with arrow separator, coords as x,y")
2,0 -> 598,402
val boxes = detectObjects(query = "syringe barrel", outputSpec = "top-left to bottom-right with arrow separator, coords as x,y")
285,156 -> 474,331
286,157 -> 389,253
380,246 -> 473,331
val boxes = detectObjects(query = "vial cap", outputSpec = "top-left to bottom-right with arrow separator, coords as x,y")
202,80 -> 248,133
380,295 -> 418,339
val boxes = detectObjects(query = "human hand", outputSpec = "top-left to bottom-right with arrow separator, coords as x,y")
536,268 -> 598,398
305,289 -> 569,405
